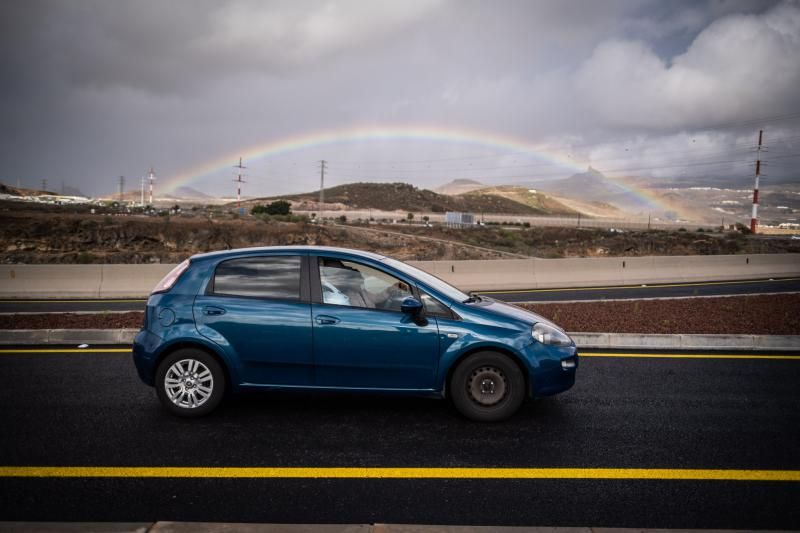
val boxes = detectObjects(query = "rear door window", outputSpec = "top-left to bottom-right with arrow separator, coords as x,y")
212,256 -> 302,300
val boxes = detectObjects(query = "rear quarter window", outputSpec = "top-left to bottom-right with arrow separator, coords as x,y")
211,256 -> 301,300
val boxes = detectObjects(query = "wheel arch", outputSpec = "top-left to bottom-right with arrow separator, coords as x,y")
153,339 -> 235,393
443,345 -> 530,399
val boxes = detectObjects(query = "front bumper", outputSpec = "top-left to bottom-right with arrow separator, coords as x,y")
526,342 -> 578,398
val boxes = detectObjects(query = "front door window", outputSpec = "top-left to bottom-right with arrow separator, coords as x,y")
318,258 -> 413,312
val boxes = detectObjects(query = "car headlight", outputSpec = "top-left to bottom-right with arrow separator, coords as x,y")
532,322 -> 572,346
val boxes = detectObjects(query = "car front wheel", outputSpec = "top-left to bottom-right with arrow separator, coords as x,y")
450,351 -> 525,422
155,348 -> 225,417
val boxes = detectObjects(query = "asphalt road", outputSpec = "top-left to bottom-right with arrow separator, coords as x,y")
481,276 -> 800,302
1,277 -> 799,313
0,346 -> 798,528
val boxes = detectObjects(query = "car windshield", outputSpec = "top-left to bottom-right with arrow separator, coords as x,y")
382,258 -> 469,304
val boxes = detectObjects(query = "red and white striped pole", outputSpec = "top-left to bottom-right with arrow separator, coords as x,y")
750,130 -> 763,233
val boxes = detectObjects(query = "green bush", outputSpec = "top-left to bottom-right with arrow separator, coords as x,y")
76,251 -> 95,264
252,200 -> 291,216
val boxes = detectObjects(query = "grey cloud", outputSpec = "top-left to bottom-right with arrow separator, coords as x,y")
0,0 -> 796,196
571,1 -> 800,131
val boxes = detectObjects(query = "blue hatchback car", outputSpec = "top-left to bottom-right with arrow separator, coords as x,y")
133,246 -> 578,421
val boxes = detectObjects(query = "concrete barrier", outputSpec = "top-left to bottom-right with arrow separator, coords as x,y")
409,253 -> 800,291
0,264 -> 174,298
0,254 -> 797,298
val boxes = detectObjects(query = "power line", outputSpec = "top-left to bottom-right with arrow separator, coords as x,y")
326,147 -> 762,175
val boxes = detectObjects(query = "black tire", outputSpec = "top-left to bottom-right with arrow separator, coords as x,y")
155,348 -> 226,417
449,351 -> 525,422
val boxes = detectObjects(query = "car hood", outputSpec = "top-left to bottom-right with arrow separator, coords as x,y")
475,297 -> 560,329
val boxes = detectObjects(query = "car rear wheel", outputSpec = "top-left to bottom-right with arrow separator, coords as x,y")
450,351 -> 525,422
155,348 -> 225,417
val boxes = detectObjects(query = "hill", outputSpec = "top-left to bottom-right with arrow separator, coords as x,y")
434,179 -> 485,195
244,182 -> 555,215
171,186 -> 214,199
466,186 -> 578,215
0,182 -> 51,196
534,167 -> 652,212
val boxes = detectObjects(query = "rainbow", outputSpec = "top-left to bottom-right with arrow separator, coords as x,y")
164,124 -> 685,218
164,124 -> 587,192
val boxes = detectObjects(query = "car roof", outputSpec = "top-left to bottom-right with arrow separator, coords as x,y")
190,245 -> 387,262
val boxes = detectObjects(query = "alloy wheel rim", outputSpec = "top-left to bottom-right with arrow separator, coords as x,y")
467,366 -> 508,407
164,359 -> 214,408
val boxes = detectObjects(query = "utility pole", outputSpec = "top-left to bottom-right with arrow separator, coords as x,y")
577,212 -> 581,228
319,160 -> 327,216
140,177 -> 145,206
233,157 -> 246,214
41,179 -> 47,192
119,175 -> 125,204
147,167 -> 156,206
647,213 -> 651,231
750,130 -> 763,233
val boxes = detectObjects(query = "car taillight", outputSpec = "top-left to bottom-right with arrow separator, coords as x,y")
152,259 -> 190,294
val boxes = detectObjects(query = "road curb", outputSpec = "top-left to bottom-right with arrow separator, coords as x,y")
0,328 -> 138,345
0,329 -> 797,351
570,332 -> 800,351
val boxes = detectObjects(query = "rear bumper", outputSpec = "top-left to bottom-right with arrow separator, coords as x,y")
132,329 -> 162,386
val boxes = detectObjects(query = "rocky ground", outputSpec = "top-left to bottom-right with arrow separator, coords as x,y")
2,206 -> 797,263
1,295 -> 797,335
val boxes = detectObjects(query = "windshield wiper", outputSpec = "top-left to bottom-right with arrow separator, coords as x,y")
462,293 -> 482,303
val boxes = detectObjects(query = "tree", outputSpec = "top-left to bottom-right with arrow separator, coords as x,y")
407,212 -> 414,221
252,200 -> 291,216
422,215 -> 429,222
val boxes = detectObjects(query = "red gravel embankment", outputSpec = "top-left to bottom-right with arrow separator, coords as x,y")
520,294 -> 800,335
0,295 -> 797,335
0,312 -> 143,330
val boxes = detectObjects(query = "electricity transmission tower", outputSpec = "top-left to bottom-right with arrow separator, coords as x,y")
233,157 -> 246,214
319,160 -> 327,216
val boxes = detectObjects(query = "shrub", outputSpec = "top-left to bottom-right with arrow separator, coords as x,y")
76,251 -> 95,264
252,200 -> 291,216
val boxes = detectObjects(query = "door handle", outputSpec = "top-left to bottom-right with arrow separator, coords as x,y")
315,315 -> 340,325
203,306 -> 226,316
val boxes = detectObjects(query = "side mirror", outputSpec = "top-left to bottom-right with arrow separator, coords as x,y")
400,296 -> 423,315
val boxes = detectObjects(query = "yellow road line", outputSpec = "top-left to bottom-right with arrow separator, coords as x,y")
480,277 -> 800,295
582,352 -> 800,360
0,348 -> 131,354
0,466 -> 798,481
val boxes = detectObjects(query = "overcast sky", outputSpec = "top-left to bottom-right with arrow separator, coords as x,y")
1,0 -> 799,197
